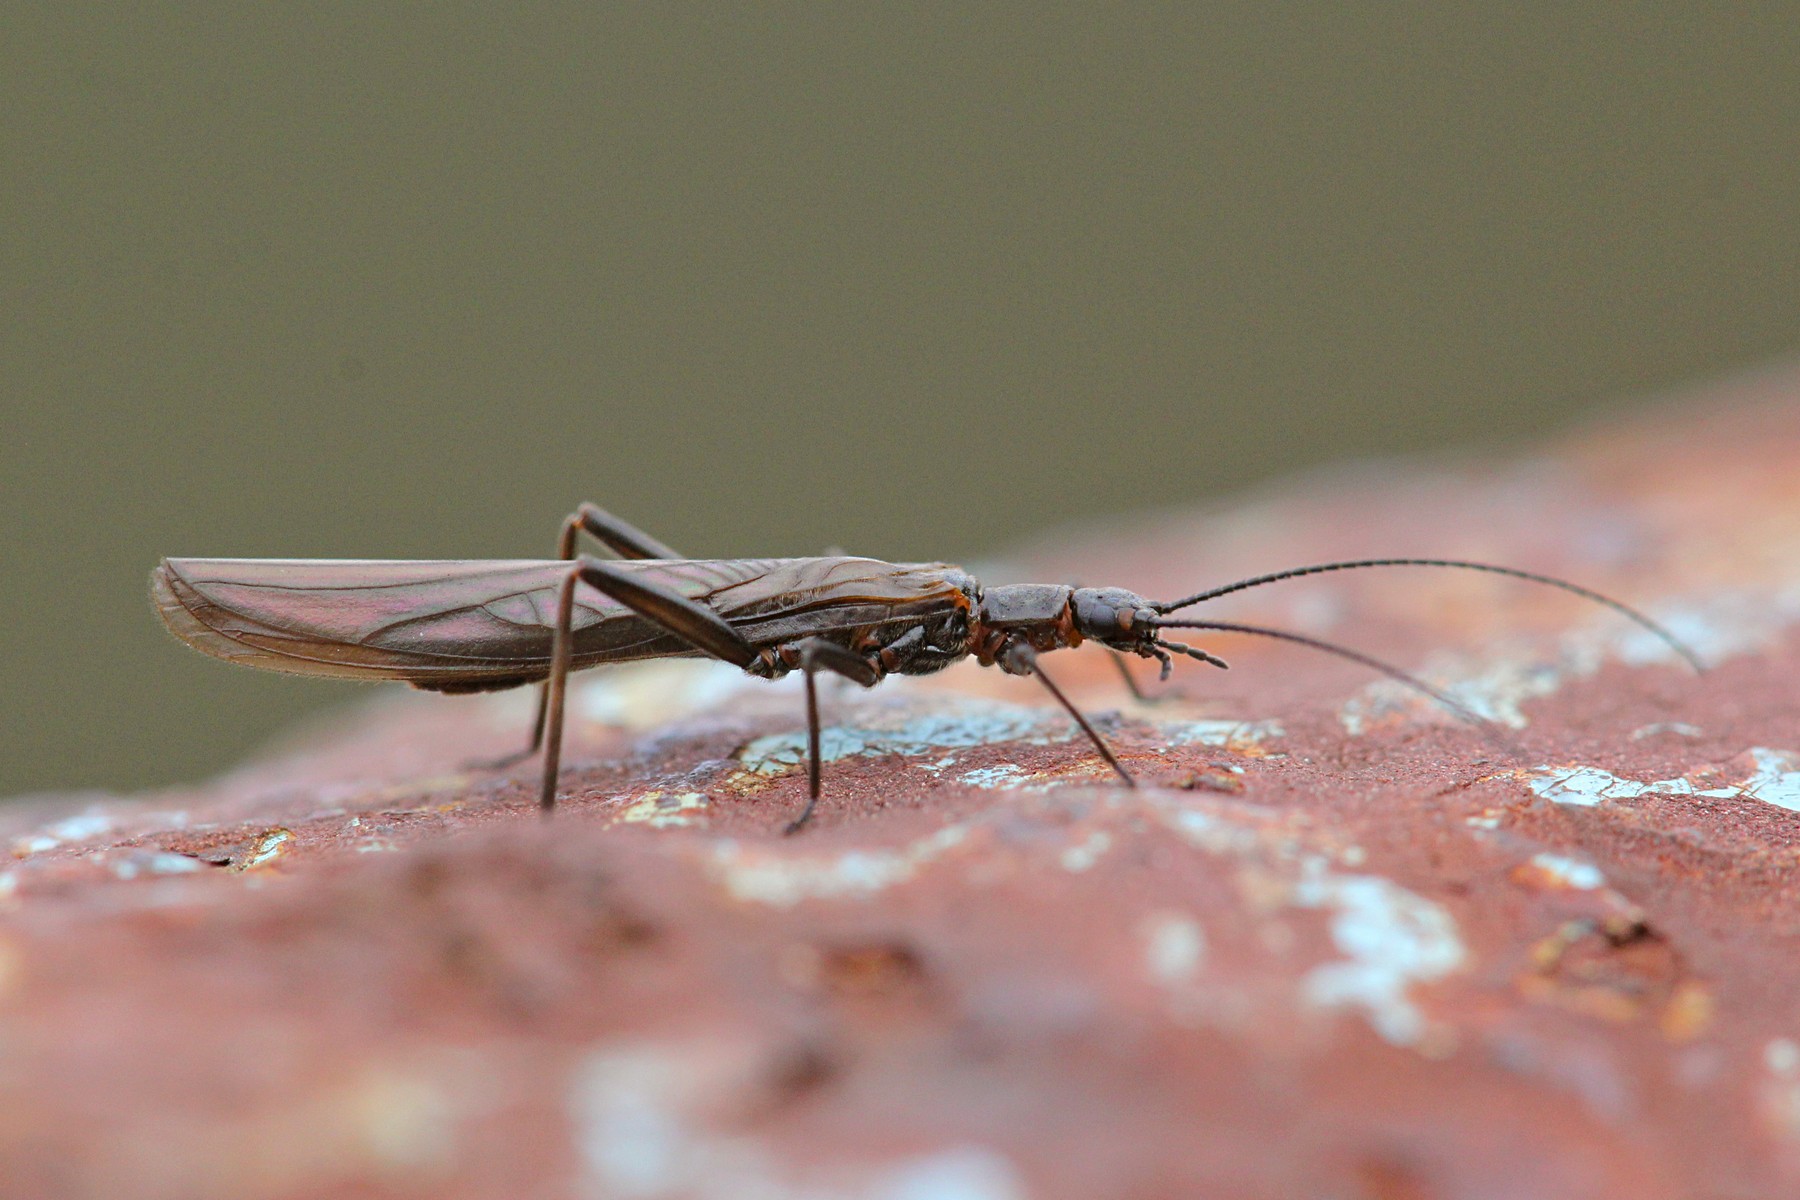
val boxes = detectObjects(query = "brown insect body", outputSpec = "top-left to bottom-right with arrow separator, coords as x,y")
154,502 -> 1700,833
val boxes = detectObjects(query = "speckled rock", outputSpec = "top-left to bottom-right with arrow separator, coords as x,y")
5,364 -> 1800,1199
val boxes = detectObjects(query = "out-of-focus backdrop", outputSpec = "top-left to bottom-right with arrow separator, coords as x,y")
5,8 -> 1798,797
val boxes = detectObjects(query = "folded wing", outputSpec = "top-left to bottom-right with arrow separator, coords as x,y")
152,556 -> 971,691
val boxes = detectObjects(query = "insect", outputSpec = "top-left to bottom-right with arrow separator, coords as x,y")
154,502 -> 1702,832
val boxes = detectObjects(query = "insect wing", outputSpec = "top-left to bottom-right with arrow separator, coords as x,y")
154,558 -> 747,686
154,556 -> 972,688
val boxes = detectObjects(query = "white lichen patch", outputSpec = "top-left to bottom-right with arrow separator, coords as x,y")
1134,797 -> 1467,1044
11,809 -> 115,857
1526,748 -> 1800,811
92,1050 -> 470,1192
1337,587 -> 1798,734
345,1067 -> 459,1175
1141,911 -> 1207,988
1341,649 -> 1577,733
1157,719 -> 1285,753
1138,905 -> 1230,1029
1291,858 -> 1466,1048
1614,597 -> 1787,668
110,851 -> 206,880
1741,748 -> 1800,812
706,824 -> 973,908
617,790 -> 710,828
571,1038 -> 1026,1200
737,702 -> 1067,778
957,761 -> 1114,792
573,659 -> 794,731
0,936 -> 20,1000
1150,800 -> 1275,861
1630,722 -> 1704,740
1523,852 -> 1606,891
1059,829 -> 1113,873
875,1148 -> 1027,1200
1762,1036 -> 1800,1142
1526,766 -> 1724,806
697,785 -> 1466,1049
958,765 -> 1033,790
240,828 -> 295,870
731,699 -> 1136,795
710,694 -> 1283,800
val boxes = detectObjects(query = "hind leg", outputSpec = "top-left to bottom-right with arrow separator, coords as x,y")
477,504 -> 688,771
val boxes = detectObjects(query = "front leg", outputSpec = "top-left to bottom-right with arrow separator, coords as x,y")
1106,646 -> 1166,703
998,638 -> 1134,787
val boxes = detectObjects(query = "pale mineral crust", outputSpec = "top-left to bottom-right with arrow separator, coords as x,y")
4,364 -> 1800,1199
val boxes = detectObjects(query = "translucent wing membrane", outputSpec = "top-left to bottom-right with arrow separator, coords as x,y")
152,556 -> 971,690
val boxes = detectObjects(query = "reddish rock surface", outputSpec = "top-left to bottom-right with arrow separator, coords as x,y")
6,364 -> 1800,1199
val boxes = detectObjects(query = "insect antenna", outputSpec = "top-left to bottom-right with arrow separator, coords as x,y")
1151,617 -> 1496,731
1151,558 -> 1703,673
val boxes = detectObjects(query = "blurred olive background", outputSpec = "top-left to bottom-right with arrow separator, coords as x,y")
5,7 -> 1799,797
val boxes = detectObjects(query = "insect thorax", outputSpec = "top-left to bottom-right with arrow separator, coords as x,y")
872,571 -> 981,676
952,583 -> 1085,673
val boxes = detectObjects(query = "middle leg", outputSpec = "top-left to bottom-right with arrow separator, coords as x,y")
781,637 -> 881,835
1000,641 -> 1135,786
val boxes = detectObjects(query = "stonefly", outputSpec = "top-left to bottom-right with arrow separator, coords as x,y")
154,503 -> 1701,832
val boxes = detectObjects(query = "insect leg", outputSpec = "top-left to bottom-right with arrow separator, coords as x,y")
478,507 -> 687,773
1107,647 -> 1165,702
539,557 -> 764,812
539,569 -> 581,811
558,502 -> 684,561
484,509 -> 690,772
782,637 -> 881,835
1005,643 -> 1135,786
471,696 -> 553,773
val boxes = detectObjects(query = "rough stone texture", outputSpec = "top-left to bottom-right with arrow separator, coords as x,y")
6,363 -> 1800,1199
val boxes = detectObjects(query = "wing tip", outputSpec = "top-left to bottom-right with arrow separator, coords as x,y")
150,558 -> 227,658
